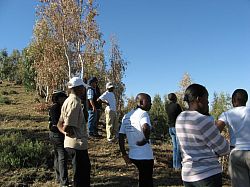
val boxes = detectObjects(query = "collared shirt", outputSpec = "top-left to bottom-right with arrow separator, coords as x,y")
60,93 -> 88,150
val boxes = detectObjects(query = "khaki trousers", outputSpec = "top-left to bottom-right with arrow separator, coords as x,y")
105,109 -> 118,140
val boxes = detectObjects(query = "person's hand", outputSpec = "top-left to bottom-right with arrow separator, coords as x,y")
122,155 -> 132,165
136,139 -> 149,146
64,126 -> 74,137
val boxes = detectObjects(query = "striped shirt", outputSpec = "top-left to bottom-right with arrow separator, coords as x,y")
176,111 -> 230,182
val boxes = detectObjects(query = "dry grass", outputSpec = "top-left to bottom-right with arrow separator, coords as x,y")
0,82 -> 231,187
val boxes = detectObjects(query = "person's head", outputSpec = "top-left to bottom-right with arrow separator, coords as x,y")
168,93 -> 177,102
135,93 -> 152,111
68,77 -> 87,97
52,90 -> 67,105
232,89 -> 248,107
106,82 -> 114,92
88,77 -> 97,88
184,83 -> 209,115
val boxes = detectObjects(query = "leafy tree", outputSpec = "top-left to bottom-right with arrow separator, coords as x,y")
175,72 -> 192,109
149,94 -> 168,138
31,0 -> 106,101
107,36 -> 127,119
210,92 -> 232,119
21,48 -> 36,91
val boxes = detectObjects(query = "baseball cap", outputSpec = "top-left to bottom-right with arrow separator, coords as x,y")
106,82 -> 114,89
68,77 -> 89,88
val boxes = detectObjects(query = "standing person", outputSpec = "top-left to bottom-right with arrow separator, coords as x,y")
165,93 -> 182,170
97,82 -> 118,142
87,77 -> 101,137
49,90 -> 69,187
217,89 -> 250,187
176,83 -> 230,187
119,93 -> 154,187
92,77 -> 102,132
57,77 -> 91,187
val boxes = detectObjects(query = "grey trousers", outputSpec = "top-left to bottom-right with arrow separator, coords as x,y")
229,150 -> 250,187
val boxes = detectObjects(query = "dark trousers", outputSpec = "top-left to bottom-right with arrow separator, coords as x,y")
130,159 -> 154,187
50,132 -> 69,186
183,173 -> 222,187
66,148 -> 91,187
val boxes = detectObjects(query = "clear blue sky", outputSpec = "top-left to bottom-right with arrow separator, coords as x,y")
1,0 -> 250,104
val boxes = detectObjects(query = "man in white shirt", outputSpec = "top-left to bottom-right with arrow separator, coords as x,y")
97,82 -> 118,142
217,89 -> 250,187
119,93 -> 154,187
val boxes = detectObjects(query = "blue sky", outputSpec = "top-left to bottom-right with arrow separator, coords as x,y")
1,0 -> 250,104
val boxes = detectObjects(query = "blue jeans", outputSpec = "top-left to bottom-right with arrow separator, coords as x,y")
49,132 -> 69,186
169,127 -> 182,169
88,109 -> 98,134
66,148 -> 91,187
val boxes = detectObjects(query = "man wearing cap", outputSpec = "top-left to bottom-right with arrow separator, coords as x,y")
57,77 -> 91,187
87,77 -> 101,137
97,82 -> 118,142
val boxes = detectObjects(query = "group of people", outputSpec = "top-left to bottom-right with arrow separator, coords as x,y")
49,77 -> 118,187
49,77 -> 250,187
166,84 -> 250,187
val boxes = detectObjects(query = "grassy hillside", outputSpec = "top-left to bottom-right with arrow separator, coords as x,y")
0,82 -> 230,187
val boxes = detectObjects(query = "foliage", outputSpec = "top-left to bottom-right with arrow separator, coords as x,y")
22,48 -> 36,91
0,95 -> 11,104
210,92 -> 232,119
149,94 -> 168,139
175,72 -> 192,109
0,132 -> 50,169
107,36 -> 127,120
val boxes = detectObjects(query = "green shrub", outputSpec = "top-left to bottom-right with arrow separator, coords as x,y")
0,95 -> 11,104
0,132 -> 51,169
1,90 -> 9,95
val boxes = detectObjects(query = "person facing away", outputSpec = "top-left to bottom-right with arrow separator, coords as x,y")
87,77 -> 101,137
92,77 -> 103,132
49,90 -> 69,187
57,77 -> 91,187
119,93 -> 154,187
97,82 -> 119,142
176,83 -> 230,187
165,93 -> 182,170
217,89 -> 250,187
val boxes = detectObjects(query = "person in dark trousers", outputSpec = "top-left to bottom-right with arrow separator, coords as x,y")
119,93 -> 154,187
49,90 -> 69,187
165,93 -> 182,170
57,77 -> 91,187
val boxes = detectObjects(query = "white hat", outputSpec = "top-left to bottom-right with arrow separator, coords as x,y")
68,77 -> 89,88
106,82 -> 114,89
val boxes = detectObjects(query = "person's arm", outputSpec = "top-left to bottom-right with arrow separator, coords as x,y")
97,98 -> 109,106
136,123 -> 151,146
216,120 -> 226,132
201,117 -> 230,156
89,99 -> 96,111
118,133 -> 131,165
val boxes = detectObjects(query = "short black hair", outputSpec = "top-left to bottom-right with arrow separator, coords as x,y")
184,83 -> 208,103
232,89 -> 248,105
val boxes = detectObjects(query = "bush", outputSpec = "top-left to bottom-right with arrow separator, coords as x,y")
0,95 -> 11,104
0,132 -> 51,169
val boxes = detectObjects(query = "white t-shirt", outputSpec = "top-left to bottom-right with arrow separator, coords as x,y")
119,108 -> 154,160
98,91 -> 116,111
218,106 -> 250,150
